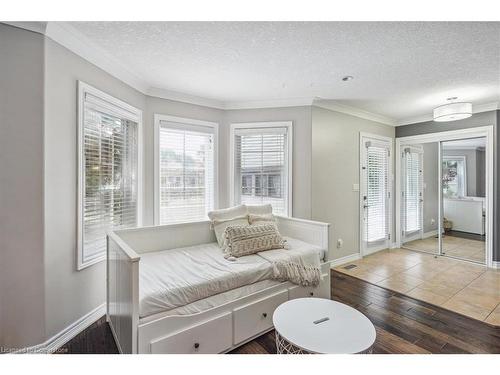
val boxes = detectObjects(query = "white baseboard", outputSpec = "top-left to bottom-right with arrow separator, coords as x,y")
492,261 -> 500,269
12,303 -> 106,354
330,253 -> 361,268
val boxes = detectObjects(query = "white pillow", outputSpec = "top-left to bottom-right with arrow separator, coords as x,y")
246,204 -> 273,215
208,205 -> 247,221
208,205 -> 249,246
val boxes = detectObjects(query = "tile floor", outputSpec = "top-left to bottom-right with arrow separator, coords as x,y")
334,248 -> 500,325
403,235 -> 486,263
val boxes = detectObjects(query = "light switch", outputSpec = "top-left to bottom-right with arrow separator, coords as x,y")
353,183 -> 359,192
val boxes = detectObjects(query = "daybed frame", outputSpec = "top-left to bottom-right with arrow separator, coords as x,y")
107,216 -> 331,354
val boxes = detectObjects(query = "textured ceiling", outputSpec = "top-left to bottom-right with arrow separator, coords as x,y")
68,21 -> 500,122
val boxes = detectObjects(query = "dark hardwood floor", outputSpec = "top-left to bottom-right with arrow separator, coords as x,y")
58,270 -> 500,354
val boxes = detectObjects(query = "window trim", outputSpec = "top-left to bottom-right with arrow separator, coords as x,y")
442,155 -> 467,197
153,114 -> 219,225
229,121 -> 293,216
77,81 -> 143,270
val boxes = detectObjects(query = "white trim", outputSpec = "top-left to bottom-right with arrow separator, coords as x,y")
46,23 -> 149,93
314,100 -> 397,126
224,97 -> 314,110
492,261 -> 500,270
11,303 -> 106,354
3,21 -> 47,34
147,87 -> 225,109
153,114 -> 219,225
397,102 -> 499,126
359,132 -> 394,258
395,125 -> 494,268
229,121 -> 293,216
329,253 -> 362,268
77,81 -> 143,270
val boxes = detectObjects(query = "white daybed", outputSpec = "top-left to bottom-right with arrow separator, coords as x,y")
107,216 -> 331,354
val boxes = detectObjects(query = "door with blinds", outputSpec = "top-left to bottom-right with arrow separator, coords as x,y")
401,146 -> 424,243
360,135 -> 392,255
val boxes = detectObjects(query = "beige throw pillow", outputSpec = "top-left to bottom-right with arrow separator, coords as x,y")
223,223 -> 286,258
212,216 -> 249,247
208,205 -> 249,246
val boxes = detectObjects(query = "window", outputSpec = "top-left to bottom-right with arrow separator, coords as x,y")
155,115 -> 217,225
442,156 -> 466,198
403,147 -> 423,235
78,82 -> 142,270
230,122 -> 292,216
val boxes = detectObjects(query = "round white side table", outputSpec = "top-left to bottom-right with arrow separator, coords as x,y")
272,298 -> 376,354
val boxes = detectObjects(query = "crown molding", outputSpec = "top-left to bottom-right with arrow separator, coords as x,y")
397,101 -> 500,126
223,97 -> 315,110
313,99 -> 397,126
146,87 -> 225,109
45,22 -> 150,94
2,21 -> 47,34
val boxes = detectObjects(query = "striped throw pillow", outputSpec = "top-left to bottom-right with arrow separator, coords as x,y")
223,223 -> 286,258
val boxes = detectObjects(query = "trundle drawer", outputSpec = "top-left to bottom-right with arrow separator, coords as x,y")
233,290 -> 288,345
288,274 -> 330,299
150,313 -> 232,354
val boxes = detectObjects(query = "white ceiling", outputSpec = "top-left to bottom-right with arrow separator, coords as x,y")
54,22 -> 500,124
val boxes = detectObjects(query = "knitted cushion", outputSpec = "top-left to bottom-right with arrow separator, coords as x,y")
223,223 -> 286,258
212,216 -> 249,247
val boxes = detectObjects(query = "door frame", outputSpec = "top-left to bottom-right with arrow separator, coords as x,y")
395,125 -> 494,268
359,132 -> 394,257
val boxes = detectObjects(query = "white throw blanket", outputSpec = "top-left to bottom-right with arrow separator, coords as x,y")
257,248 -> 322,287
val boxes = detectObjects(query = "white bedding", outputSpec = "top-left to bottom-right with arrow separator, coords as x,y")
139,279 -> 281,323
139,237 -> 323,318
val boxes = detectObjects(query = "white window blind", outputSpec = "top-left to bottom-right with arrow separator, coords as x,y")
404,148 -> 423,234
158,122 -> 215,224
233,127 -> 289,216
364,142 -> 391,243
80,88 -> 140,269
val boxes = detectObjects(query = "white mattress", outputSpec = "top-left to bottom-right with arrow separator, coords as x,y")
139,237 -> 323,318
139,279 -> 281,324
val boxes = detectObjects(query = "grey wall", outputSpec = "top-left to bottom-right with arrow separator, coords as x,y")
311,106 -> 395,260
422,143 -> 439,234
43,37 -> 147,339
222,106 -> 313,219
0,24 -> 46,348
396,110 -> 499,261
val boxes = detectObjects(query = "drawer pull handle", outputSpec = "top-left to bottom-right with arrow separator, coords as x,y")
262,312 -> 268,318
194,342 -> 200,349
309,292 -> 314,296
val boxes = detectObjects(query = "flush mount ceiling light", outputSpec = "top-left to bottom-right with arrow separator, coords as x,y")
433,98 -> 472,122
342,75 -> 354,81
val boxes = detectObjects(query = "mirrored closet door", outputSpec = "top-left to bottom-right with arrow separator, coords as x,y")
399,136 -> 487,265
400,142 -> 440,255
441,137 -> 486,264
